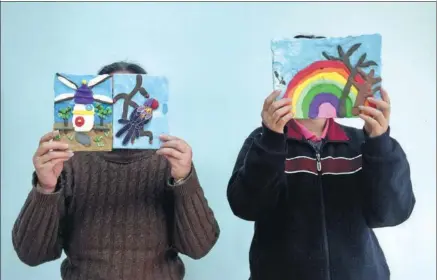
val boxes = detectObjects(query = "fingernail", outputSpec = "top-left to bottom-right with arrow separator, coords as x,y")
69,152 -> 74,157
53,130 -> 60,135
358,105 -> 364,109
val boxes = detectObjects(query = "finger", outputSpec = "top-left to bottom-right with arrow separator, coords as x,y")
272,105 -> 292,123
367,98 -> 390,119
367,98 -> 390,111
156,148 -> 183,160
50,157 -> 71,166
39,151 -> 74,165
268,98 -> 292,115
159,134 -> 179,142
39,131 -> 60,145
277,113 -> 294,127
359,113 -> 380,128
380,88 -> 390,104
42,156 -> 72,168
162,154 -> 178,164
358,106 -> 387,128
263,90 -> 281,111
160,140 -> 188,153
36,141 -> 70,156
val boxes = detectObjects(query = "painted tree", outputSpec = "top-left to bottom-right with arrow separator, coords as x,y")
322,44 -> 380,117
113,74 -> 154,143
113,74 -> 150,120
95,102 -> 112,126
58,106 -> 72,127
351,69 -> 382,116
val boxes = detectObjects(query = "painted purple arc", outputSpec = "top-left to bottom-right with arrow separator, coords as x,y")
308,93 -> 339,119
74,84 -> 94,105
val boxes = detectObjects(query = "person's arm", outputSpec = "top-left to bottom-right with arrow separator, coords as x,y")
166,166 -> 220,260
12,164 -> 72,266
360,130 -> 415,228
227,125 -> 288,221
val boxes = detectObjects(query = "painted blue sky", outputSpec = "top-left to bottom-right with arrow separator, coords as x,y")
53,74 -> 113,124
112,75 -> 169,149
272,34 -> 382,99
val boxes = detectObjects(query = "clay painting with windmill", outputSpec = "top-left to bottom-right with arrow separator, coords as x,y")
53,73 -> 168,151
53,73 -> 114,151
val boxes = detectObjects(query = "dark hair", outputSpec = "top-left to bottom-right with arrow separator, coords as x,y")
294,35 -> 326,39
98,61 -> 147,75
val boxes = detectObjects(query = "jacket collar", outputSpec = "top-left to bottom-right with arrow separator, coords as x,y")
287,118 -> 349,142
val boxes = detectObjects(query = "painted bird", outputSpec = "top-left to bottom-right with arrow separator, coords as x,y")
116,98 -> 160,146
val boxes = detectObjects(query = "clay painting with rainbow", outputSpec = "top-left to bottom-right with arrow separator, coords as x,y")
272,34 -> 382,119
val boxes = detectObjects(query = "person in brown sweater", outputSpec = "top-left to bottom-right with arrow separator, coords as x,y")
12,62 -> 220,280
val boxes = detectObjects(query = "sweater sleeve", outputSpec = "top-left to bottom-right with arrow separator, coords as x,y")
166,166 -> 220,260
227,125 -> 288,221
12,164 -> 73,266
360,129 -> 416,228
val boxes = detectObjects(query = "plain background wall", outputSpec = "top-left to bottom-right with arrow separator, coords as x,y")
1,2 -> 435,280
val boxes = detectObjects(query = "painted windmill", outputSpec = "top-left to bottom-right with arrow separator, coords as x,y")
54,73 -> 113,132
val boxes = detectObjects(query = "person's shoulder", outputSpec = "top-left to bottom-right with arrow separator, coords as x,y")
248,127 -> 263,139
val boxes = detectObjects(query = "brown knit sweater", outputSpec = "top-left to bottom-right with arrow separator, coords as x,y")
12,150 -> 220,280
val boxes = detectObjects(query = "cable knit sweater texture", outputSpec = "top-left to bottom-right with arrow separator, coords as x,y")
12,150 -> 220,280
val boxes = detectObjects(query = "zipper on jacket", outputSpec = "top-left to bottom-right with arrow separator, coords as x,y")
316,153 -> 322,172
315,146 -> 332,280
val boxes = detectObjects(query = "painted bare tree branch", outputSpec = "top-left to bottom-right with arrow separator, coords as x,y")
351,69 -> 382,116
322,43 -> 379,117
113,74 -> 150,120
113,74 -> 154,143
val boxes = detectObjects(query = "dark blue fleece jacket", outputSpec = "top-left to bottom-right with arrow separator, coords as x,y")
227,119 -> 415,280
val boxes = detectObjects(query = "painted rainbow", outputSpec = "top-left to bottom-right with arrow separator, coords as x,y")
284,60 -> 365,119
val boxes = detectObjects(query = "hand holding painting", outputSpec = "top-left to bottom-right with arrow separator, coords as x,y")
156,135 -> 193,181
261,90 -> 294,134
32,131 -> 74,193
359,88 -> 391,138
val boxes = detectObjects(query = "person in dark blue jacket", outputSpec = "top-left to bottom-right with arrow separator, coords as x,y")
227,37 -> 415,280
